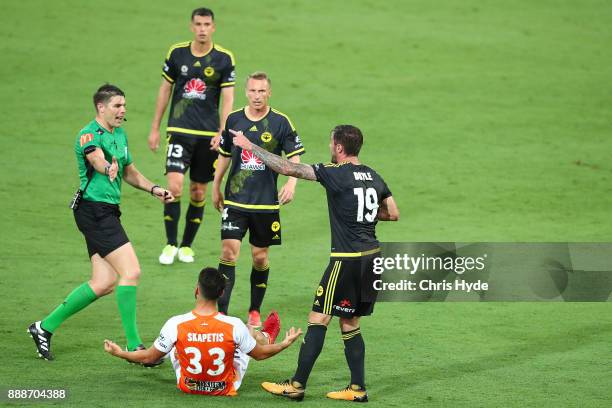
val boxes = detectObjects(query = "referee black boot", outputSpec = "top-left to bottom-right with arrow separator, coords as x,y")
28,321 -> 54,361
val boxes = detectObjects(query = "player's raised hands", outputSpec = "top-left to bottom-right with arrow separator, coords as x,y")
103,339 -> 122,356
108,156 -> 119,182
280,327 -> 303,349
229,129 -> 253,150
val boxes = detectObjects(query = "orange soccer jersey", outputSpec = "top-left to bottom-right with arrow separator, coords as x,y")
154,311 -> 256,396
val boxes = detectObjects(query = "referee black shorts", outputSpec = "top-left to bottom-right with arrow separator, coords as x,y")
311,252 -> 380,318
73,200 -> 130,258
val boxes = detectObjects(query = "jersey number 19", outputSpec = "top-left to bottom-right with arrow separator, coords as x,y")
353,187 -> 378,222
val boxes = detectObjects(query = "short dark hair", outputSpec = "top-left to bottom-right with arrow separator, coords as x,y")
192,7 -> 214,20
198,267 -> 225,301
246,71 -> 271,87
93,84 -> 124,112
332,125 -> 363,157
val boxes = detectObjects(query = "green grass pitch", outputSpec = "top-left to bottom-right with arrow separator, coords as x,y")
1,0 -> 611,406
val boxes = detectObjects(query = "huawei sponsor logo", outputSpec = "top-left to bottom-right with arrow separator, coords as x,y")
182,78 -> 207,100
239,149 -> 265,171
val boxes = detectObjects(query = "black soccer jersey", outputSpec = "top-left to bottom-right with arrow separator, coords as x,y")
219,107 -> 305,213
312,162 -> 392,256
162,42 -> 235,137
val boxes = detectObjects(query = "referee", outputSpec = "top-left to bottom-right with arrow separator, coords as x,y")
28,84 -> 174,361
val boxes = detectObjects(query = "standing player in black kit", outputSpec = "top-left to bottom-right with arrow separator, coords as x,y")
148,7 -> 235,265
212,72 -> 304,326
231,125 -> 399,402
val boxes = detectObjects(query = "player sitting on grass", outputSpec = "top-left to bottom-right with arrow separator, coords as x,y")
103,267 -> 302,396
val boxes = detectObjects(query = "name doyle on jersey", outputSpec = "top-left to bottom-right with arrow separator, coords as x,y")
353,172 -> 373,181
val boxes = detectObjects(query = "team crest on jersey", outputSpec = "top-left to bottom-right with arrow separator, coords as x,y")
240,150 -> 265,170
183,78 -> 207,100
204,66 -> 215,77
316,286 -> 324,297
260,132 -> 272,143
271,221 -> 280,232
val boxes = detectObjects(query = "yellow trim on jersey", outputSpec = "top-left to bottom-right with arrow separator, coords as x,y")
214,44 -> 236,66
285,148 -> 305,158
323,161 -> 351,168
161,71 -> 174,83
271,108 -> 296,131
330,247 -> 381,258
166,41 -> 190,59
167,127 -> 217,137
224,200 -> 280,210
218,146 -> 232,157
323,261 -> 341,315
220,82 -> 235,87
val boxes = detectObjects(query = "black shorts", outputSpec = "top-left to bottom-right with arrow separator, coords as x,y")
73,200 -> 130,258
165,133 -> 218,183
312,254 -> 379,318
220,207 -> 281,248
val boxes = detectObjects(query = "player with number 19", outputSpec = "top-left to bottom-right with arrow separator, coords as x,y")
230,124 -> 399,401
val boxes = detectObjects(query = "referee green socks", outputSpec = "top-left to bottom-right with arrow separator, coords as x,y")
40,283 -> 142,350
116,285 -> 143,350
41,282 -> 98,333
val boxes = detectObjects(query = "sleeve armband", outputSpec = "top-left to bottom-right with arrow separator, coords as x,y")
83,145 -> 97,155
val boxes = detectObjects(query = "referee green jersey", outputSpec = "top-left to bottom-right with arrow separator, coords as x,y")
74,120 -> 133,204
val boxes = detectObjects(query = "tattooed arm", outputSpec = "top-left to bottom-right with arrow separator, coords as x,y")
230,129 -> 316,181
